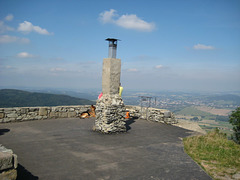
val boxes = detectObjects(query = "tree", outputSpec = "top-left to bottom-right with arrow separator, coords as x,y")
229,107 -> 240,144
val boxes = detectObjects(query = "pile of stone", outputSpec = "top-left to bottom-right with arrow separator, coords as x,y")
0,145 -> 18,180
94,94 -> 126,133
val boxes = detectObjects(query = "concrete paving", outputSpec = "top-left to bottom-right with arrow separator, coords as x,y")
0,118 -> 212,180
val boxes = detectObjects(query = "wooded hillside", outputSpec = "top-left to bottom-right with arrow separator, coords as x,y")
0,89 -> 95,108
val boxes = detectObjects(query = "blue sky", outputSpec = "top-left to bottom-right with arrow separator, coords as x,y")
0,0 -> 239,92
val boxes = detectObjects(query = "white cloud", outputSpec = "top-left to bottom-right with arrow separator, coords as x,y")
0,21 -> 14,33
155,65 -> 164,69
0,35 -> 30,44
17,52 -> 35,58
127,68 -> 138,72
99,9 -> 117,24
116,14 -> 155,31
18,21 -> 52,35
99,9 -> 155,32
5,14 -> 14,21
193,44 -> 215,50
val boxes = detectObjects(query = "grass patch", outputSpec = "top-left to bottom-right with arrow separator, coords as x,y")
183,129 -> 240,179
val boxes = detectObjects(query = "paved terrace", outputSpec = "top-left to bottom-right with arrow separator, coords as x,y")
0,118 -> 211,180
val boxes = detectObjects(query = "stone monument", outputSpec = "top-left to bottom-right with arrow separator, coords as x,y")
94,38 -> 126,133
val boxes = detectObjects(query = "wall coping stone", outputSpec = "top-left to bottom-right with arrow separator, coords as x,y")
0,145 -> 17,180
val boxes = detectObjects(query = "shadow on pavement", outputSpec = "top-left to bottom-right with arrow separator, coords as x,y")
17,164 -> 39,180
0,129 -> 10,136
126,117 -> 136,131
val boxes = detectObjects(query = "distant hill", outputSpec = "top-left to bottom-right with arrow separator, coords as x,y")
0,89 -> 95,108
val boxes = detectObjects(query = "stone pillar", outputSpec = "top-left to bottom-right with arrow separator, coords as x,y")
102,58 -> 121,95
94,57 -> 126,133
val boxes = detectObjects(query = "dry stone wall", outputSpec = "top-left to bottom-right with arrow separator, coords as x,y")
126,105 -> 177,124
0,105 -> 176,124
0,105 -> 90,123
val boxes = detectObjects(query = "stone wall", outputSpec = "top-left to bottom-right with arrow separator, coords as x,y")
0,105 -> 176,124
0,105 -> 91,123
0,145 -> 18,180
126,105 -> 177,124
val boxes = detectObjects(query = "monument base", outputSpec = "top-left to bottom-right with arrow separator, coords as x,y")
94,94 -> 126,133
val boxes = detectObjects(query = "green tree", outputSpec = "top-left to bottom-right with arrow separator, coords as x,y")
229,107 -> 240,144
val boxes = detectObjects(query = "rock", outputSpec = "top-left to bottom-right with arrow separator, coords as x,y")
69,108 -> 75,112
12,154 -> 18,169
36,116 -> 43,120
0,169 -> 17,180
4,108 -> 14,112
39,107 -> 48,116
59,112 -> 68,118
6,113 -> 18,118
0,145 -> 13,153
68,112 -> 76,118
164,111 -> 171,118
0,152 -> 16,171
16,116 -> 23,120
0,112 -> 4,119
3,118 -> 15,123
28,112 -> 37,116
22,118 -> 30,121
29,107 -> 39,112
49,111 -> 60,118
0,145 -> 17,180
20,108 -> 29,114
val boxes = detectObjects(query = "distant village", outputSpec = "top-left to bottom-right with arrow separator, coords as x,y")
123,91 -> 239,111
